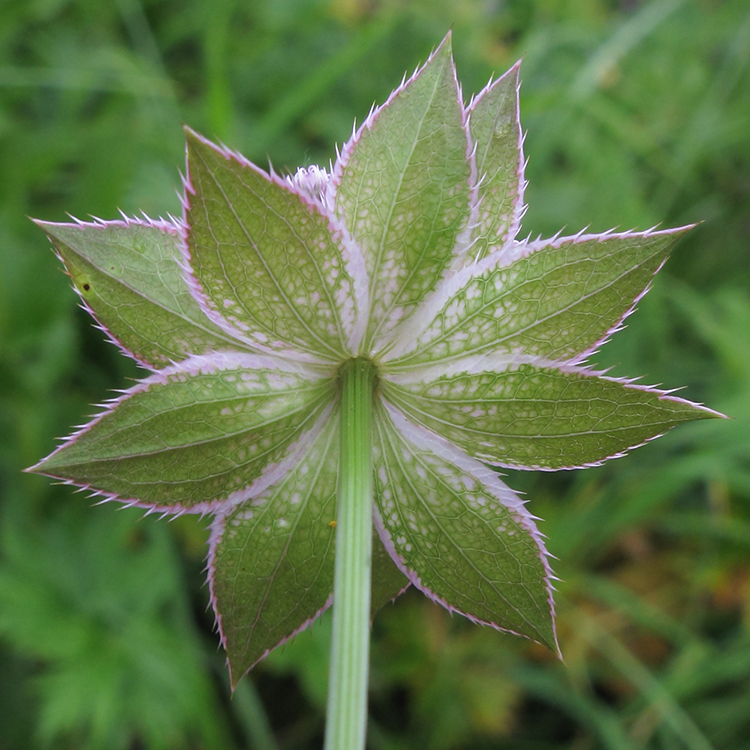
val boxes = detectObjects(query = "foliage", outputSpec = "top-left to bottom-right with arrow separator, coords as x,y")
1,0 -> 749,748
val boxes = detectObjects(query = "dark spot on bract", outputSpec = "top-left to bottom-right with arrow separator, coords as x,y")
82,283 -> 90,291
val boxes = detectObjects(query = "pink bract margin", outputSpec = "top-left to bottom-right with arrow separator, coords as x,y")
373,399 -> 560,656
177,127 -> 369,364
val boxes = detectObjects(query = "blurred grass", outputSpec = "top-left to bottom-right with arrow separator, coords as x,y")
1,0 -> 749,747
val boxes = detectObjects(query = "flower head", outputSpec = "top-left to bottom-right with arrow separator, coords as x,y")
29,34 -> 720,684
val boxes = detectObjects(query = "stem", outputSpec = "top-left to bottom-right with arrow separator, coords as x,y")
324,358 -> 375,750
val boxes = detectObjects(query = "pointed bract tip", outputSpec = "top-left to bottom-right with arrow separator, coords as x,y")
437,28 -> 453,50
183,126 -> 230,163
431,30 -> 455,69
31,217 -> 66,241
23,459 -> 46,475
183,126 -> 214,159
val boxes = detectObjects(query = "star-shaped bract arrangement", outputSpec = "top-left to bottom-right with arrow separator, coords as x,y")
29,35 -> 720,686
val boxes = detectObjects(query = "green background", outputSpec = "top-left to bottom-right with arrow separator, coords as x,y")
1,0 -> 749,747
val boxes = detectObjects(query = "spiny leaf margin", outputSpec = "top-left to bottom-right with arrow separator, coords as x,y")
181,127 -> 366,364
383,225 -> 693,368
36,215 -> 245,370
382,355 -> 725,470
462,60 -> 527,265
372,398 -> 558,651
27,353 -> 334,514
331,32 -> 473,353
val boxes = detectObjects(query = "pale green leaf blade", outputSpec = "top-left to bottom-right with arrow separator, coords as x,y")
385,227 -> 690,368
383,358 -> 724,470
28,353 -> 335,512
333,34 -> 471,351
184,129 -> 363,363
36,218 -> 246,369
209,407 -> 339,685
209,404 -> 408,684
465,63 -> 525,263
373,399 -> 557,649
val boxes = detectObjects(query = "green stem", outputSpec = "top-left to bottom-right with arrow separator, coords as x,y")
324,358 -> 375,750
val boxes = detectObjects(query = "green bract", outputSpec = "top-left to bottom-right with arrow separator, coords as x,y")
30,35 -> 720,685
